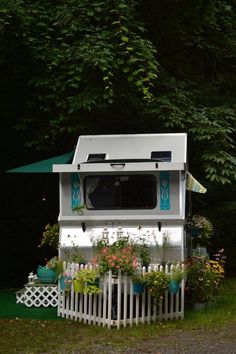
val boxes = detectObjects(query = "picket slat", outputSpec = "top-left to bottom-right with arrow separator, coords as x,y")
123,276 -> 128,328
141,292 -> 145,324
129,282 -> 134,327
98,292 -> 102,326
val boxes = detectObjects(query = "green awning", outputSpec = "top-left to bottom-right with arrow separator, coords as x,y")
6,151 -> 75,173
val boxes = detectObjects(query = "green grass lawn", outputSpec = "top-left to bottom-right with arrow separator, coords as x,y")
0,289 -> 60,320
0,279 -> 235,354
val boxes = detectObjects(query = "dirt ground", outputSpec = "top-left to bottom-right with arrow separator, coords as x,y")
87,325 -> 236,354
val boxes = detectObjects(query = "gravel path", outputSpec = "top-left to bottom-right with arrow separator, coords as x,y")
88,325 -> 236,354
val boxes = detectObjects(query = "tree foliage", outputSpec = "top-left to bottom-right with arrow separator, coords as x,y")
148,79 -> 236,184
0,0 -> 236,184
0,0 -> 158,147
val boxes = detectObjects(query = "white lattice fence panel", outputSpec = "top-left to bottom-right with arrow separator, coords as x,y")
19,285 -> 58,307
15,289 -> 26,304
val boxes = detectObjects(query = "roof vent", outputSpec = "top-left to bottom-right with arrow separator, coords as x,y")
87,153 -> 106,162
151,151 -> 171,162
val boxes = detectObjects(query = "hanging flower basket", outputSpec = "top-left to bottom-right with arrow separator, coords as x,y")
168,265 -> 185,294
73,279 -> 85,293
60,275 -> 72,291
133,282 -> 145,295
168,280 -> 180,294
73,269 -> 101,295
145,271 -> 170,300
190,227 -> 201,237
187,215 -> 213,246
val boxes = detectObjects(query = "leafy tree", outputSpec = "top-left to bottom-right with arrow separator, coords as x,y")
0,0 -> 235,185
140,0 -> 236,184
148,78 -> 236,184
1,0 -> 236,281
0,0 -> 158,149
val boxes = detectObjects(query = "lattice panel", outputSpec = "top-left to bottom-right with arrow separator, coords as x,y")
16,285 -> 58,307
16,289 -> 26,304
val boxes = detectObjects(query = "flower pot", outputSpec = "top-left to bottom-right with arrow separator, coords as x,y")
191,227 -> 200,237
206,302 -> 215,309
37,265 -> 57,284
133,282 -> 145,295
193,302 -> 207,311
73,279 -> 85,293
59,275 -> 72,291
168,280 -> 180,294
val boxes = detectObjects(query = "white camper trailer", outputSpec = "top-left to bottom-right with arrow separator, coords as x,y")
53,133 -> 187,264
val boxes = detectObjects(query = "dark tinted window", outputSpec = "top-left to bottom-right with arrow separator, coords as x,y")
87,153 -> 106,162
84,175 -> 157,209
151,151 -> 171,162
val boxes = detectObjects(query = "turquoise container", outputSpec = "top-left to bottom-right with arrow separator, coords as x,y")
168,280 -> 180,294
133,282 -> 145,294
60,275 -> 72,291
37,265 -> 57,284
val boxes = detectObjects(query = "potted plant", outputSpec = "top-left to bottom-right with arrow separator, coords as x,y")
72,271 -> 85,293
39,223 -> 59,250
133,237 -> 151,268
145,271 -> 170,301
72,204 -> 86,215
37,264 -> 57,284
59,270 -> 72,291
187,215 -> 213,248
62,245 -> 87,265
94,239 -> 139,277
154,231 -> 170,266
37,256 -> 64,284
169,265 -> 185,294
73,268 -> 101,295
131,271 -> 147,294
38,225 -> 64,284
46,256 -> 64,276
185,255 -> 225,309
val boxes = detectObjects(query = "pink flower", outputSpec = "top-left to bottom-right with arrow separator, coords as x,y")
102,247 -> 108,254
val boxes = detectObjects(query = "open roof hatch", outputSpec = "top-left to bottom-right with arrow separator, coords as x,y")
151,151 -> 171,162
87,153 -> 106,162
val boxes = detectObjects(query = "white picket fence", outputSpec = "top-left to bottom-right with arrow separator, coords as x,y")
57,263 -> 185,329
